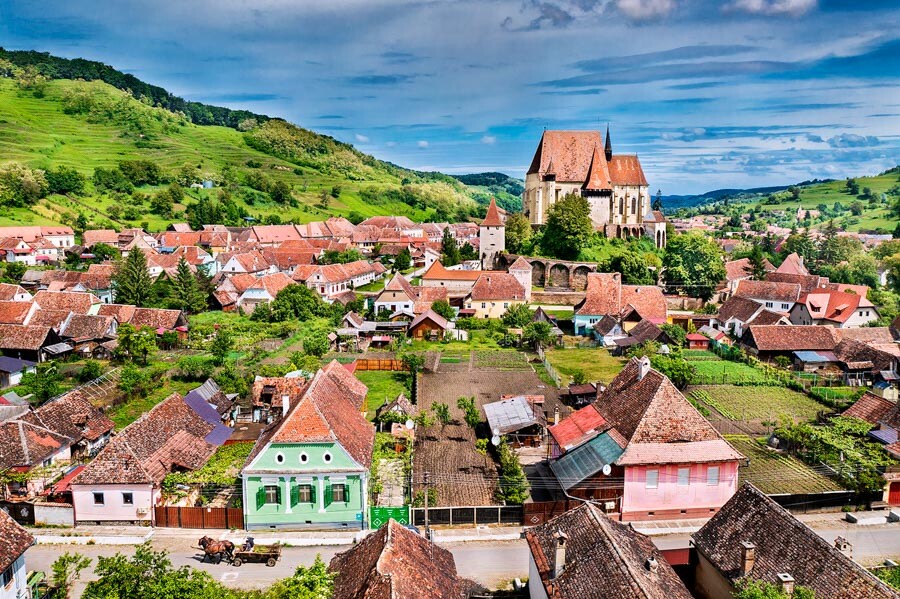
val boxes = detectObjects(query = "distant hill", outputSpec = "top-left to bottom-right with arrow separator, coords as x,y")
0,50 -> 501,231
451,172 -> 523,213
661,185 -> 804,211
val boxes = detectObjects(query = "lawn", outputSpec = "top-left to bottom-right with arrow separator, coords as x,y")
545,347 -> 626,385
355,370 -> 410,419
725,435 -> 844,495
108,378 -> 197,429
683,350 -> 721,361
690,360 -> 776,385
689,386 -> 826,423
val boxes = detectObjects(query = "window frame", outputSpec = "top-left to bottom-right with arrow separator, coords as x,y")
122,492 -> 134,505
93,492 -> 105,505
677,467 -> 690,487
264,485 -> 281,505
707,466 -> 720,486
297,484 -> 313,503
645,469 -> 659,489
332,483 -> 347,503
2,564 -> 12,589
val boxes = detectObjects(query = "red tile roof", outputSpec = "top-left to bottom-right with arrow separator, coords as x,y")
576,273 -> 622,315
0,324 -> 52,350
421,261 -> 482,282
607,155 -> 648,186
775,252 -> 810,276
734,280 -> 801,303
26,390 -> 114,443
0,300 -> 32,325
32,291 -> 99,314
129,308 -> 185,330
800,290 -> 870,324
528,130 -> 603,181
743,325 -> 840,352
548,404 -> 608,450
621,285 -> 667,321
0,510 -> 34,575
842,392 -> 895,425
0,283 -> 29,301
469,272 -> 526,301
0,418 -> 70,470
481,197 -> 504,227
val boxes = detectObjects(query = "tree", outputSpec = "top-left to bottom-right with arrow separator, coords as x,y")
266,284 -> 332,323
20,362 -> 61,403
540,193 -> 593,260
441,227 -> 460,266
150,189 -> 174,218
302,330 -> 329,358
2,261 -> 26,283
845,178 -> 859,195
78,360 -> 103,383
393,247 -> 412,272
113,249 -> 153,307
431,299 -> 455,321
118,160 -> 162,186
613,250 -> 655,285
849,201 -> 864,216
401,352 -> 425,402
522,321 -> 553,348
571,369 -> 587,385
270,180 -> 293,204
660,323 -> 687,348
168,257 -> 207,314
92,168 -> 133,194
433,402 -> 451,425
456,396 -> 481,428
662,233 -> 726,301
210,327 -> 233,366
92,243 -> 119,262
266,555 -> 335,599
501,303 -> 533,328
46,166 -> 86,196
780,230 -> 816,265
117,363 -> 150,399
116,323 -> 157,365
505,212 -> 532,254
0,163 -> 49,207
49,552 -> 91,599
747,245 -> 770,281
496,440 -> 529,504
734,579 -> 814,599
649,355 -> 695,389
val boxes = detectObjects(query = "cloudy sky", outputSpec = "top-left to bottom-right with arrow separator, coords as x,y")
1,0 -> 898,194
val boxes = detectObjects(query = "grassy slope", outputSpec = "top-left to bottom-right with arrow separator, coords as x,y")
0,78 -> 468,230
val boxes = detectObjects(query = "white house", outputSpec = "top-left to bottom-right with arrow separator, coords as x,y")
0,511 -> 34,599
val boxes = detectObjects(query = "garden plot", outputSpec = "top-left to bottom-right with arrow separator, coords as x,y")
690,386 -> 825,423
544,348 -> 625,384
690,361 -> 775,385
474,350 -> 532,370
725,435 -> 844,495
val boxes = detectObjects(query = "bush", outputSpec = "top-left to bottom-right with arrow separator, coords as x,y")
93,168 -> 133,194
78,360 -> 103,383
0,163 -> 49,207
174,355 -> 216,381
118,160 -> 162,186
46,166 -> 86,195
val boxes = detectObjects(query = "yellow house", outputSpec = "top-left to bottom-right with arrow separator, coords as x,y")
464,273 -> 527,319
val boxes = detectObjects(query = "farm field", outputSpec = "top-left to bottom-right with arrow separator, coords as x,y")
689,360 -> 775,385
689,386 -> 825,423
355,370 -> 409,419
545,347 -> 625,385
683,350 -> 720,361
725,435 -> 844,495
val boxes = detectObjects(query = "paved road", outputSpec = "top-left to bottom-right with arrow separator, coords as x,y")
26,538 -> 530,597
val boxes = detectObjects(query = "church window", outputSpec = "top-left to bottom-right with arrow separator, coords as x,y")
631,198 -> 637,214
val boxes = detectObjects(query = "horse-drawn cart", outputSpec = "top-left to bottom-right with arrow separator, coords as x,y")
231,543 -> 282,567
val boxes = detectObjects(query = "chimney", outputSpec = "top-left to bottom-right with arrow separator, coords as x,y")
645,556 -> 659,572
740,541 -> 756,576
637,356 -> 651,381
552,529 -> 568,579
777,573 -> 795,597
281,394 -> 290,418
834,536 -> 852,558
554,406 -> 560,426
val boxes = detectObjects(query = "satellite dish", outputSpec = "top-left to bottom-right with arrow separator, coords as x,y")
405,419 -> 415,430
492,427 -> 501,437
601,464 -> 612,476
491,435 -> 501,446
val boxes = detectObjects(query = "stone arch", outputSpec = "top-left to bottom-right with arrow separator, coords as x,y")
572,265 -> 591,291
549,263 -> 570,288
531,261 -> 546,287
623,228 -> 630,239
656,230 -> 662,248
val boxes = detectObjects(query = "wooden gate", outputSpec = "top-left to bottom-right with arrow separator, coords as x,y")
890,482 -> 900,506
154,506 -> 244,529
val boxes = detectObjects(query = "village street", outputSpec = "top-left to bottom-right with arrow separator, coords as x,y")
25,521 -> 900,597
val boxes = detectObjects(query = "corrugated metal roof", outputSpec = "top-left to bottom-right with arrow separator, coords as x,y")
550,432 -> 624,491
792,350 -> 837,362
484,396 -> 538,435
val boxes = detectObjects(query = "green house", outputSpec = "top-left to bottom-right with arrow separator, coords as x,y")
241,365 -> 374,530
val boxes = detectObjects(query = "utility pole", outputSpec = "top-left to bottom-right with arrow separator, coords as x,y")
424,471 -> 430,540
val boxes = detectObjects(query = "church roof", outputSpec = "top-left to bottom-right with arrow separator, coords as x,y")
528,130 -> 647,187
608,156 -> 648,186
481,197 -> 503,227
582,145 -> 612,191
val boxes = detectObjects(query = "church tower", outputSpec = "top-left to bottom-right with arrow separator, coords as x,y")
604,125 -> 612,162
479,197 -> 505,270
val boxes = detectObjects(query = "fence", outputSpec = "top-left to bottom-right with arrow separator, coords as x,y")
536,346 -> 561,388
353,359 -> 407,371
45,367 -> 121,404
411,505 -> 523,526
370,506 -> 410,528
154,506 -> 244,529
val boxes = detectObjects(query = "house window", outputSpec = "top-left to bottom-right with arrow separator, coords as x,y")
2,565 -> 12,588
122,492 -> 134,505
707,466 -> 720,486
332,483 -> 346,502
646,470 -> 659,489
481,303 -> 486,309
765,301 -> 773,308
298,484 -> 313,503
503,303 -> 509,309
93,492 -> 105,505
276,452 -> 285,464
782,303 -> 789,310
299,452 -> 309,464
264,485 -> 281,505
678,468 -> 690,487
323,452 -> 333,464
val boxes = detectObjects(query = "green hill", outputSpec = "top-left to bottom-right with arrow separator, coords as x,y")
0,61 -> 495,231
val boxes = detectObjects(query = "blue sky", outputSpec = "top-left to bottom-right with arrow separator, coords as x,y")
1,0 -> 898,194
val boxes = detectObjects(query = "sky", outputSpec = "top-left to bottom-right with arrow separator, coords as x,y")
1,0 -> 899,194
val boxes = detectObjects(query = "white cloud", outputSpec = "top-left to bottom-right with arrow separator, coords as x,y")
613,0 -> 676,20
826,133 -> 879,148
385,141 -> 397,147
481,135 -> 497,145
354,133 -> 370,143
417,140 -> 430,148
726,0 -> 816,16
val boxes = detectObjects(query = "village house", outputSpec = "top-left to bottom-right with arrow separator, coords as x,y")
721,257 -> 775,297
713,295 -> 790,338
0,324 -> 62,362
39,265 -> 116,303
484,394 -> 546,448
526,503 -> 693,599
420,261 -> 485,295
292,260 -> 386,299
240,364 -> 374,530
373,273 -> 448,318
547,357 -> 743,520
790,288 -> 879,328
733,279 -> 801,314
692,483 -> 899,599
247,375 -> 310,424
234,272 -> 294,313
82,229 -> 120,249
70,390 -> 231,524
843,392 -> 900,470
329,519 -> 468,598
611,319 -> 674,355
0,225 -> 75,250
0,283 -> 31,302
32,290 -> 101,315
358,215 -> 423,238
740,325 -> 840,362
464,272 -> 528,319
407,309 -> 453,340
574,272 -> 667,337
0,300 -> 38,326
219,249 -> 274,276
0,510 -> 34,599
0,357 -> 35,389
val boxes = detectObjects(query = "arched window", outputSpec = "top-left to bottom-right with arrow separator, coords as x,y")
631,198 -> 637,214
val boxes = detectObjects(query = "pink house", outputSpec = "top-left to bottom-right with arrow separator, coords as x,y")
548,356 -> 743,521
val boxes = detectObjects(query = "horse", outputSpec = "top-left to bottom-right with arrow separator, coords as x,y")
198,536 -> 232,564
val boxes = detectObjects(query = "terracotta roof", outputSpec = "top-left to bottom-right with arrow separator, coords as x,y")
251,224 -> 304,244
249,376 -> 309,410
25,390 -> 114,443
743,325 -> 839,352
375,394 -> 417,419
528,130 -> 603,181
842,392 -> 895,426
725,258 -> 753,282
409,309 -> 450,332
61,314 -> 115,341
775,252 -> 810,276
0,418 -> 71,469
421,261 -> 482,282
576,273 -> 622,316
0,283 -> 31,301
0,324 -> 52,350
157,231 -> 202,247
607,155 -> 648,186
596,358 -> 743,465
0,510 -> 34,575
581,144 -> 612,191
358,216 -> 417,230
330,519 -> 463,599
693,483 -> 899,599
620,286 -> 666,321
383,273 -> 417,297
321,359 -> 369,411
481,197 -> 504,226
548,404 -> 608,451
261,248 -> 317,270
32,291 -> 99,314
833,339 -> 896,374
129,308 -> 185,330
734,280 -> 801,303
82,229 -> 120,247
718,296 -> 763,323
0,300 -> 32,325
749,309 -> 789,326
97,304 -> 136,323
27,309 -> 70,329
469,272 -> 526,301
766,272 -> 827,294
800,290 -> 869,324
526,503 -> 692,599
244,272 -> 294,298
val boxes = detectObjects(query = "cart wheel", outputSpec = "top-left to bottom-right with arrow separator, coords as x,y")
266,558 -> 276,567
232,558 -> 242,567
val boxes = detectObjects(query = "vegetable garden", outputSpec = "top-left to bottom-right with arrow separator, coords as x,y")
689,386 -> 826,423
725,435 -> 844,495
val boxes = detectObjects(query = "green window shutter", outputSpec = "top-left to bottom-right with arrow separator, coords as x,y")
256,485 -> 265,510
325,483 -> 333,507
310,484 -> 316,505
290,483 -> 298,507
345,485 -> 351,504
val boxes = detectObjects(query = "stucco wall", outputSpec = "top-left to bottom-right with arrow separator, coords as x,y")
464,299 -> 525,319
693,551 -> 734,599
0,555 -> 28,599
528,553 -> 549,599
35,503 -> 74,527
72,484 -> 155,523
622,461 -> 738,517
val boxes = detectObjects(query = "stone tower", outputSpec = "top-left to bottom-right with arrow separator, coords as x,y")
479,197 -> 505,270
